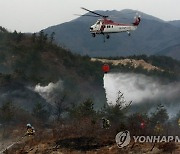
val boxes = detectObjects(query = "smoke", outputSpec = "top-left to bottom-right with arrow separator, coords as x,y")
34,80 -> 63,104
0,84 -> 48,111
103,73 -> 180,117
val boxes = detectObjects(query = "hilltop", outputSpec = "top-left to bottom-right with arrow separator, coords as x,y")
91,58 -> 163,72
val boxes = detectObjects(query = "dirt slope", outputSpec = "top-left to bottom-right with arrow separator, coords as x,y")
91,58 -> 164,72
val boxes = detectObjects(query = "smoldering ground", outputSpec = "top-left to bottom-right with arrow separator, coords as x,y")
103,72 -> 180,117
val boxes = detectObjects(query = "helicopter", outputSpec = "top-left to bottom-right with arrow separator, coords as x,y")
80,7 -> 141,40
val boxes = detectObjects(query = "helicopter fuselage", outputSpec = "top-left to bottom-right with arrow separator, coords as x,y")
90,17 -> 140,37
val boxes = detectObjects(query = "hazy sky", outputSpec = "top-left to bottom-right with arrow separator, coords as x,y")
0,0 -> 179,33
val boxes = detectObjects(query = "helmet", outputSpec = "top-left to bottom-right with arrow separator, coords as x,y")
27,123 -> 31,127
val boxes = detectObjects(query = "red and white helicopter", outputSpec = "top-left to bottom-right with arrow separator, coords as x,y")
80,7 -> 141,40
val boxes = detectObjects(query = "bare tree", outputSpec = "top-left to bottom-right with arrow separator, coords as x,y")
115,91 -> 132,110
54,94 -> 67,121
50,32 -> 55,43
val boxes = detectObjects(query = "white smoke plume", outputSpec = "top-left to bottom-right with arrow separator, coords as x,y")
34,80 -> 63,104
103,72 -> 180,116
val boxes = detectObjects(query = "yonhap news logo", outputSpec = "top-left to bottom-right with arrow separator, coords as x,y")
115,130 -> 131,148
115,130 -> 180,148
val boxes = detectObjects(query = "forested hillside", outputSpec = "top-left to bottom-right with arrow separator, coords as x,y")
0,27 -> 107,113
0,27 -> 179,115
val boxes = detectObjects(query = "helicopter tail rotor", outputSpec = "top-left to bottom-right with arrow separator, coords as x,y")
133,12 -> 141,26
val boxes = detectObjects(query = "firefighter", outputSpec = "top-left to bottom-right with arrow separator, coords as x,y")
178,118 -> 180,128
26,123 -> 35,136
102,118 -> 111,129
154,122 -> 163,135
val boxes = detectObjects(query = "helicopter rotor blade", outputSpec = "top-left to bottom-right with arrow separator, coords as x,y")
81,7 -> 108,18
74,14 -> 100,17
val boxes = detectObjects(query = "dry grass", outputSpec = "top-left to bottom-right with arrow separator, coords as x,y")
2,121 -> 180,154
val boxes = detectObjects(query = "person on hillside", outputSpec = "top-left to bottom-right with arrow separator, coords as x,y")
25,123 -> 35,136
102,118 -> 111,129
154,122 -> 163,135
178,118 -> 180,128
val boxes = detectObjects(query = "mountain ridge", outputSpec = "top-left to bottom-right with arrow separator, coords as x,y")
44,9 -> 180,60
169,20 -> 180,28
